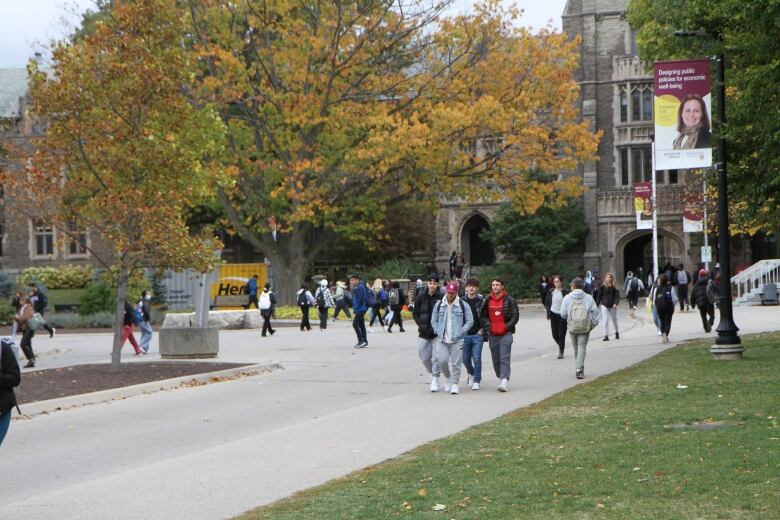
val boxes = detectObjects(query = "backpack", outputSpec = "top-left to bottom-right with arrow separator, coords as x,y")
316,288 -> 326,309
297,290 -> 308,306
38,291 -> 48,310
677,270 -> 689,285
567,296 -> 591,334
655,286 -> 672,312
706,280 -> 718,305
630,278 -> 639,292
388,288 -> 400,306
259,291 -> 272,310
133,306 -> 144,325
366,288 -> 376,306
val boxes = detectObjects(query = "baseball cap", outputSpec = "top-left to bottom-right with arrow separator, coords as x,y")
445,282 -> 459,294
427,274 -> 439,282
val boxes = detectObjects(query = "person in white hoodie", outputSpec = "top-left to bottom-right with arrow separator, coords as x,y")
560,278 -> 600,380
430,282 -> 474,395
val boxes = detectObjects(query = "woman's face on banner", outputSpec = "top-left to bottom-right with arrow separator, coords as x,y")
681,99 -> 703,128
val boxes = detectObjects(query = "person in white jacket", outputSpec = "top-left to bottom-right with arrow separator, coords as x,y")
560,278 -> 600,379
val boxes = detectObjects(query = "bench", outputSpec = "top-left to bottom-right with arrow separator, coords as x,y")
54,303 -> 80,313
211,295 -> 249,309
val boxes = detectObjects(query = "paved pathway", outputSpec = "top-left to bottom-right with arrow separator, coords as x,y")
1,304 -> 777,519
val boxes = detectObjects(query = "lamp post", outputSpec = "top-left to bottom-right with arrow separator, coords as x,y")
674,31 -> 742,358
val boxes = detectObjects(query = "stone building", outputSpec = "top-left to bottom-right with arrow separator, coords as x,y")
0,66 -> 114,275
435,0 -> 753,282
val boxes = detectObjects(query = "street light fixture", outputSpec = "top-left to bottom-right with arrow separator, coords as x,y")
673,30 -> 742,359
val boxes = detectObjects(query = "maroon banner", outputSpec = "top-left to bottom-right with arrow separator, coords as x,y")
683,192 -> 703,232
633,182 -> 653,230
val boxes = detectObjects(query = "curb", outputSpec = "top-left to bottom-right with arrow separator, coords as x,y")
16,362 -> 283,418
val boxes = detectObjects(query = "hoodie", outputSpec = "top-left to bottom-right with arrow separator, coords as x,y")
560,289 -> 600,330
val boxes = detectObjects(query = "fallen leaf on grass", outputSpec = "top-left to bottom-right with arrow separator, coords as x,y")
676,384 -> 688,389
418,488 -> 428,497
432,503 -> 447,511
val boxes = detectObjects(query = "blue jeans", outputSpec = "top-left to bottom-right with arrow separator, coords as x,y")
352,311 -> 367,344
462,334 -> 484,383
139,320 -> 153,353
0,410 -> 11,446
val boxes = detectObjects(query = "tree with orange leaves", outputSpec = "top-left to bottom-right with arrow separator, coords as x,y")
3,0 -> 229,368
186,0 -> 600,303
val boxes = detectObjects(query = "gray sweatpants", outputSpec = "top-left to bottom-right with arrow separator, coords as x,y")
418,337 -> 450,379
488,333 -> 513,380
437,339 -> 463,386
569,332 -> 589,372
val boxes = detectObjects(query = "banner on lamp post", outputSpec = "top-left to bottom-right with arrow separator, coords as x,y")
634,181 -> 653,230
653,59 -> 713,170
683,192 -> 704,232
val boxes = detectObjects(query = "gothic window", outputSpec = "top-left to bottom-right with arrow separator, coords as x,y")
66,221 -> 88,257
631,88 -> 641,121
33,218 -> 55,257
619,88 -> 628,122
620,149 -> 629,185
642,89 -> 653,121
619,146 -> 653,186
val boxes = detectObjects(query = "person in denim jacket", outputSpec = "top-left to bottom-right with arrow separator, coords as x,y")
431,282 -> 474,395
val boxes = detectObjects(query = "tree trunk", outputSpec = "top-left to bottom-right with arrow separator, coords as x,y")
267,251 -> 309,306
110,262 -> 130,370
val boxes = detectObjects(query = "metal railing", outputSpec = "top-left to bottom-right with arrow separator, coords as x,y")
731,259 -> 780,300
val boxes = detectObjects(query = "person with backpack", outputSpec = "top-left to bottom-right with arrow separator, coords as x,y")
350,274 -> 370,348
386,281 -> 406,333
690,269 -> 716,332
14,296 -> 38,367
314,279 -> 334,331
414,274 -> 446,391
479,278 -> 519,392
118,300 -> 144,356
296,284 -> 315,331
259,282 -> 276,337
545,275 -> 569,359
676,264 -> 692,312
138,290 -> 153,353
560,278 -> 600,379
653,274 -> 677,343
368,279 -> 385,330
430,282 -> 474,395
595,272 -> 620,341
0,336 -> 21,446
332,281 -> 352,320
28,284 -> 55,338
462,278 -> 487,390
623,271 -> 644,312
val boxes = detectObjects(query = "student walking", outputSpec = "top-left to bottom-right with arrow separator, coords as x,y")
431,282 -> 473,395
28,284 -> 55,338
0,336 -> 21,446
138,290 -> 153,353
332,281 -> 352,320
350,275 -> 369,348
623,271 -> 644,312
676,264 -> 691,311
296,284 -> 315,331
538,275 -> 550,306
654,274 -> 677,343
385,281 -> 406,333
690,269 -> 716,332
119,301 -> 144,356
479,278 -> 519,392
314,279 -> 334,330
413,275 -> 445,391
544,275 -> 569,358
14,297 -> 39,367
259,282 -> 277,336
461,278 -> 487,390
244,274 -> 259,309
595,272 -> 620,341
560,278 -> 600,379
368,279 -> 386,329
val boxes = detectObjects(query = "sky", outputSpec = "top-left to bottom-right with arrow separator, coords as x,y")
0,0 -> 569,68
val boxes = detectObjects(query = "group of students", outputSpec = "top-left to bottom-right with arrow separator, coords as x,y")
9,284 -> 55,369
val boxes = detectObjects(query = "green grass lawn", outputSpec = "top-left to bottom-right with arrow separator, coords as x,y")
47,288 -> 87,306
240,332 -> 780,519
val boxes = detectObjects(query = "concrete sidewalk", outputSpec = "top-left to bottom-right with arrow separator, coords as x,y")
1,303 -> 777,520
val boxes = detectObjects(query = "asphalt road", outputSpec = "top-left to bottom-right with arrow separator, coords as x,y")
1,304 -> 776,520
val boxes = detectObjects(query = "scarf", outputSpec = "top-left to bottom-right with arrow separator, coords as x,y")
673,124 -> 702,150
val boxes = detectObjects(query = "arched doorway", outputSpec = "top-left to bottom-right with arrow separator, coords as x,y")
621,231 -> 684,280
460,214 -> 495,266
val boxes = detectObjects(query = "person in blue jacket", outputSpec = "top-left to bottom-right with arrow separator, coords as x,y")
350,274 -> 370,348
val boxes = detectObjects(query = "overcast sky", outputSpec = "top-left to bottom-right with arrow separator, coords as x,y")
0,0 -> 568,68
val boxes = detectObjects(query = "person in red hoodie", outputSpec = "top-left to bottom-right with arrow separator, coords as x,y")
479,278 -> 519,392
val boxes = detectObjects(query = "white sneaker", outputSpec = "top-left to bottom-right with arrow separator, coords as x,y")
444,383 -> 452,393
430,377 -> 439,392
497,379 -> 508,392
367,328 -> 373,334
472,382 -> 480,390
657,329 -> 662,336
450,384 -> 459,395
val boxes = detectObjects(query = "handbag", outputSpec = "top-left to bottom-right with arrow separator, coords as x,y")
28,312 -> 46,331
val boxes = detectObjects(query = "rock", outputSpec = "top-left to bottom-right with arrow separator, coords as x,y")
161,310 -> 262,330
159,326 -> 219,359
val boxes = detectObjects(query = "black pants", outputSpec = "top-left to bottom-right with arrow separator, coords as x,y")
318,306 -> 328,330
658,308 -> 674,336
677,285 -> 688,311
627,291 -> 639,309
387,307 -> 404,331
353,311 -> 367,344
698,304 -> 715,331
549,312 -> 567,350
245,295 -> 258,309
38,310 -> 54,336
333,300 -> 352,319
300,305 -> 311,330
368,304 -> 384,326
20,329 -> 35,361
261,311 -> 275,336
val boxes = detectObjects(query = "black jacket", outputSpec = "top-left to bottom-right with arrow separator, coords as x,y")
544,288 -> 569,318
413,290 -> 442,339
480,292 -> 520,335
463,294 -> 487,335
1,343 -> 21,414
595,285 -> 620,308
123,303 -> 136,327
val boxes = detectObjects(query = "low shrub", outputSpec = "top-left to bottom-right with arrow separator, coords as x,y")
0,300 -> 15,325
0,271 -> 14,298
18,265 -> 94,289
46,311 -> 116,329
